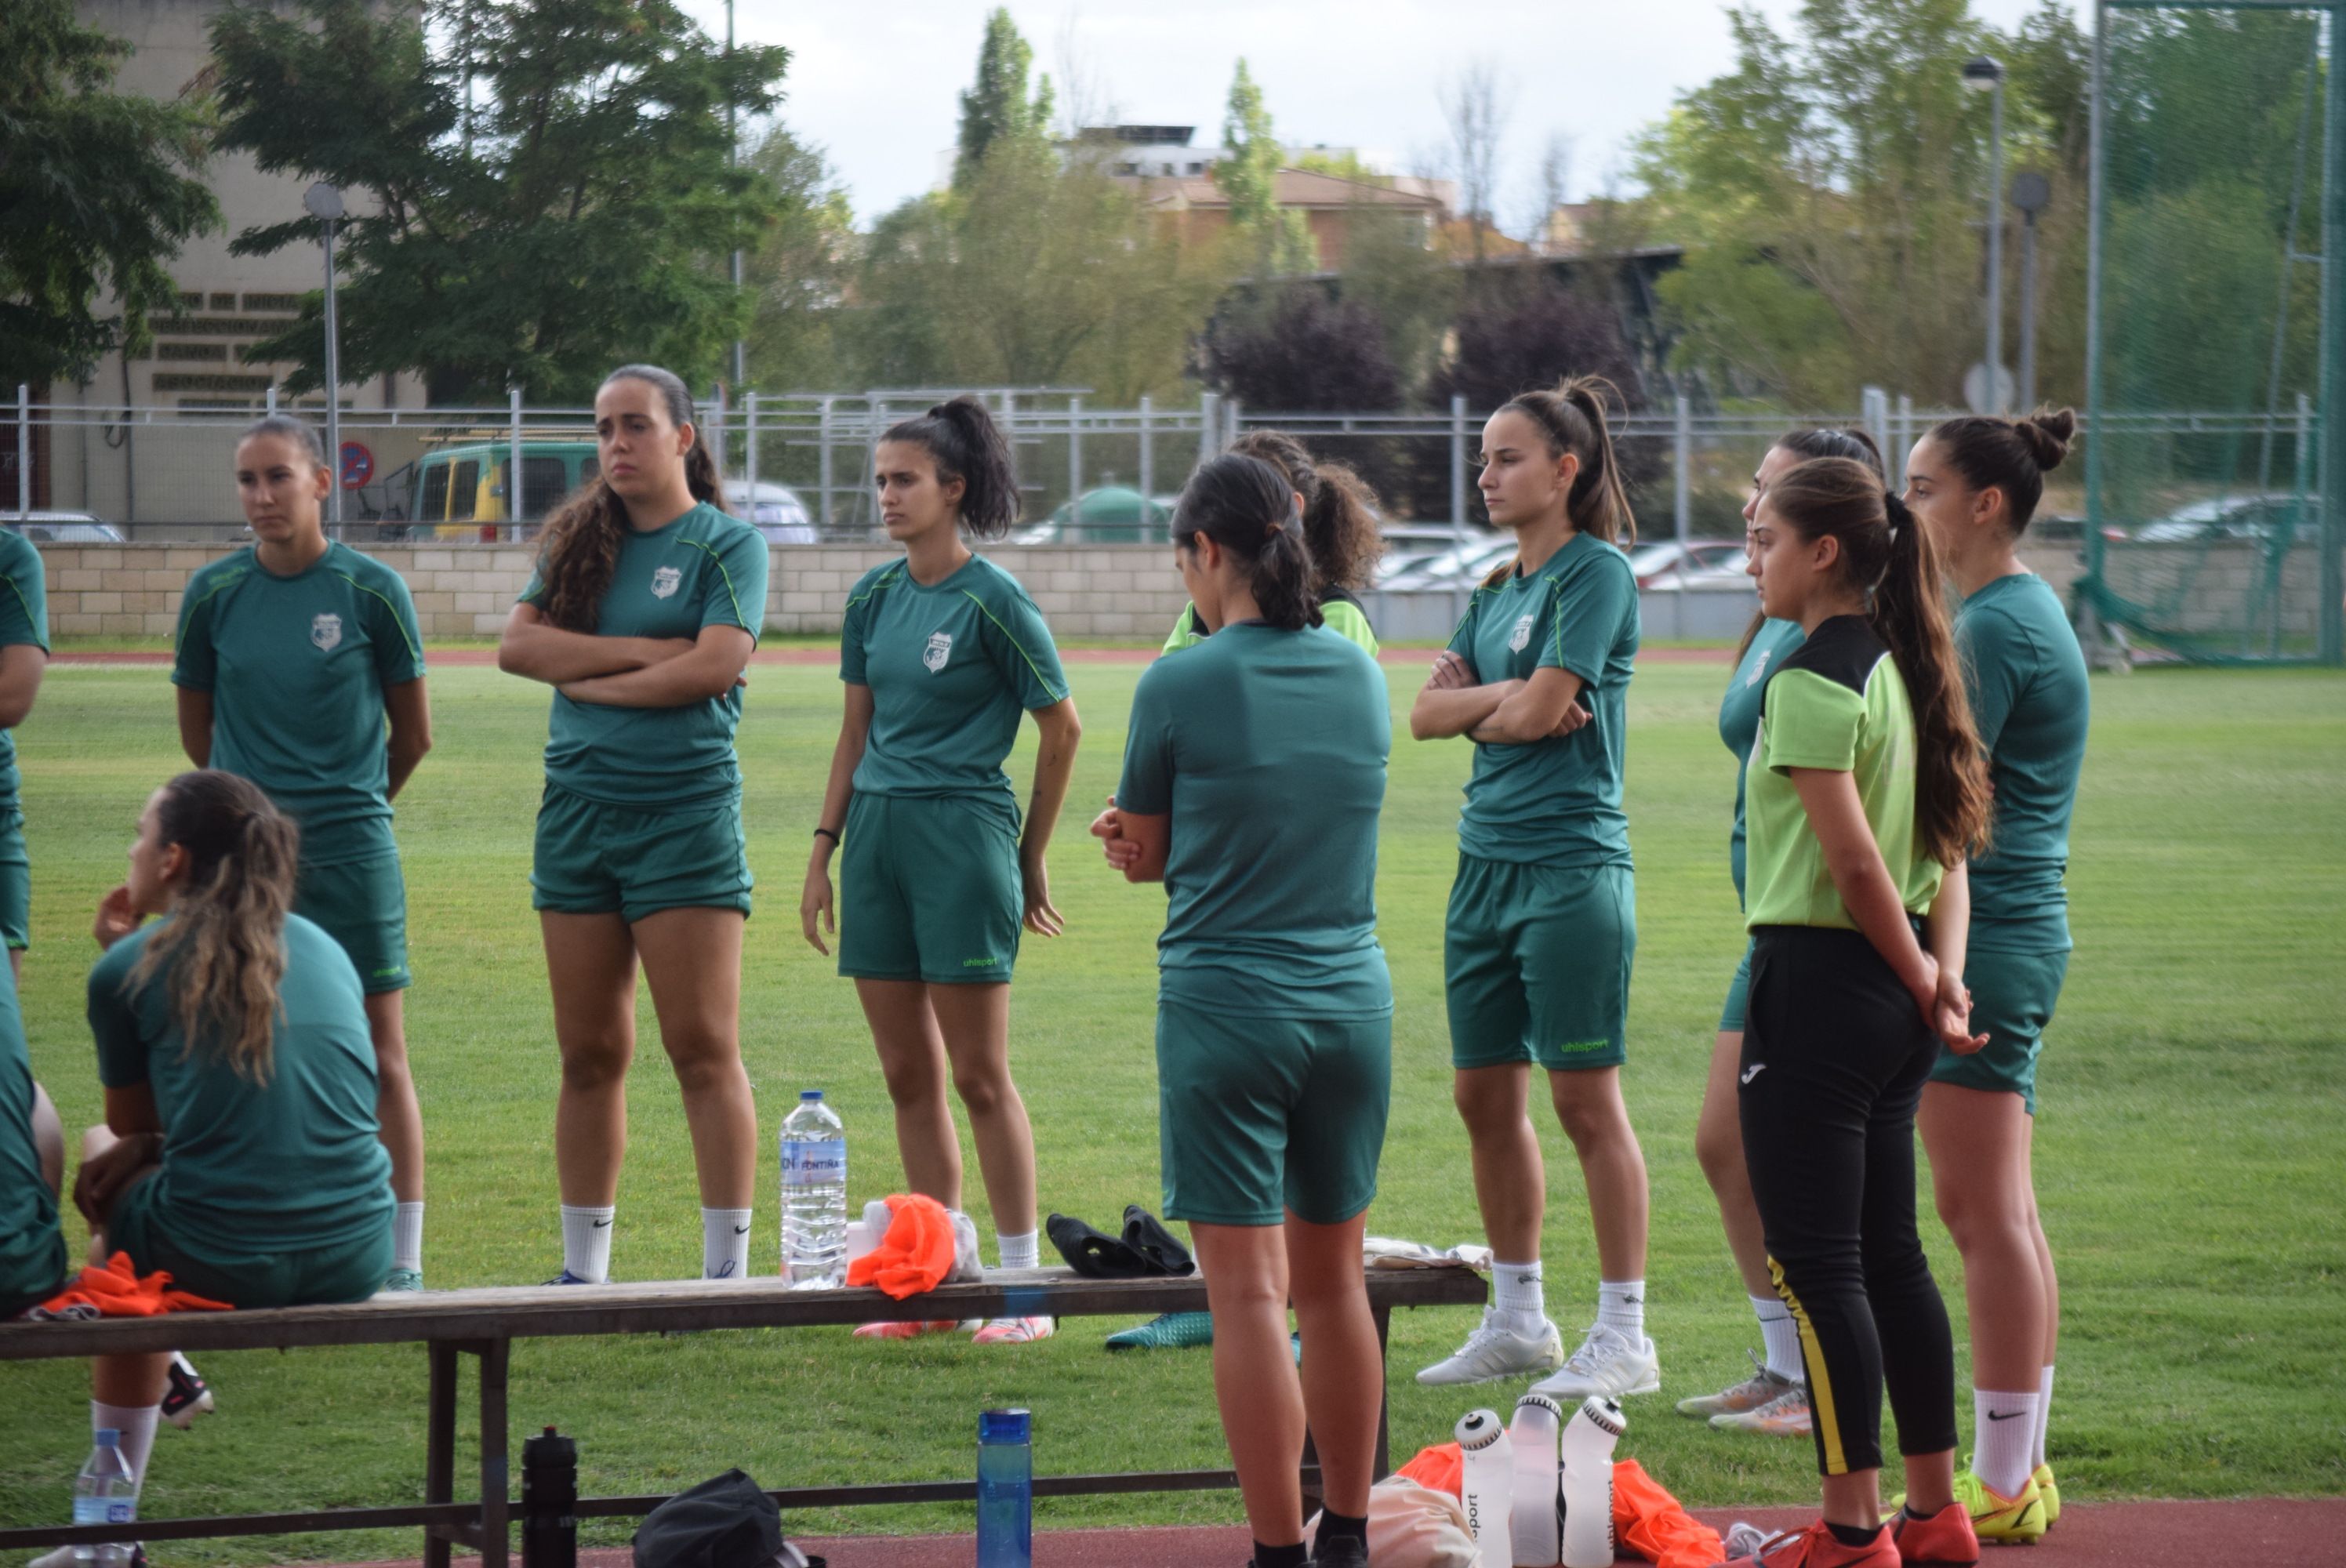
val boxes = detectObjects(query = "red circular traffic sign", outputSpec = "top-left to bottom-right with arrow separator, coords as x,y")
340,441 -> 373,489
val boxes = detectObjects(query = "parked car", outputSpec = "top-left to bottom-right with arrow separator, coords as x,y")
728,479 -> 816,543
1628,539 -> 1746,588
1379,537 -> 1519,591
3,511 -> 126,543
2126,494 -> 2319,544
1012,486 -> 1171,545
367,440 -> 601,541
1374,526 -> 1498,586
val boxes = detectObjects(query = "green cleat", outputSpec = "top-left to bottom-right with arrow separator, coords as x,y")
379,1268 -> 424,1293
2032,1464 -> 2060,1528
1104,1311 -> 1215,1350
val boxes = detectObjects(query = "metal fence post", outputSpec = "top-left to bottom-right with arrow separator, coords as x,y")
745,392 -> 760,498
1672,393 -> 1693,546
267,383 -> 279,416
1068,395 -> 1083,509
1138,395 -> 1154,498
708,385 -> 728,481
1224,397 -> 1242,452
1198,393 -> 1219,466
14,386 -> 27,520
1861,386 -> 1890,446
819,396 -> 835,532
508,386 -> 524,539
1897,395 -> 1915,470
1450,394 -> 1469,546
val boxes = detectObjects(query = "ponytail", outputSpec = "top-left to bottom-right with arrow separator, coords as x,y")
1228,430 -> 1385,592
127,771 -> 300,1084
1172,454 -> 1321,632
536,364 -> 723,632
1484,375 -> 1638,587
883,396 -> 1022,539
1736,427 -> 1887,660
1760,459 -> 1992,866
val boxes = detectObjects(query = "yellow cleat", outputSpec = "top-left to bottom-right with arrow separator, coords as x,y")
2032,1464 -> 2060,1528
1888,1466 -> 2048,1547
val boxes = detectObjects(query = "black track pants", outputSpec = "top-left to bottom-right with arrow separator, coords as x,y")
1740,924 -> 1960,1477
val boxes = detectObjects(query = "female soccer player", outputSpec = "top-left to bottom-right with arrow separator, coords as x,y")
1091,452 -> 1391,1568
1683,427 -> 1883,1439
496,365 -> 768,1287
1408,377 -> 1654,1399
0,521 -> 49,981
801,397 -> 1080,1345
1901,410 -> 2087,1541
1161,430 -> 1383,656
67,771 -> 394,1530
1727,457 -> 1991,1568
173,416 -> 430,1287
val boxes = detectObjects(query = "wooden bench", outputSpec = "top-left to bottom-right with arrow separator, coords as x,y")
0,1266 -> 1486,1563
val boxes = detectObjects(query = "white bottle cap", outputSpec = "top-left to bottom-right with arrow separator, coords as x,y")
1454,1408 -> 1505,1450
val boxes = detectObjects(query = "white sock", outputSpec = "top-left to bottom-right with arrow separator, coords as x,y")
1596,1279 -> 1646,1339
1972,1388 -> 2039,1497
559,1204 -> 615,1283
392,1202 -> 425,1273
2033,1364 -> 2055,1470
1751,1292 -> 1805,1382
92,1400 -> 159,1494
1492,1259 -> 1545,1333
996,1229 -> 1039,1271
702,1207 -> 754,1280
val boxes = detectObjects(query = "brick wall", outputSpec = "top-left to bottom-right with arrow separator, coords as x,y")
38,543 -> 1193,641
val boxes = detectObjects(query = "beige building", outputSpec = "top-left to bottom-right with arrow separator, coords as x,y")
33,1 -> 425,528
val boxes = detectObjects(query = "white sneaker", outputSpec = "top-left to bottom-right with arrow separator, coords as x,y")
1530,1323 -> 1661,1399
1415,1308 -> 1564,1385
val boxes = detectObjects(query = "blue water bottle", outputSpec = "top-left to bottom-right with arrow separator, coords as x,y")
975,1407 -> 1033,1568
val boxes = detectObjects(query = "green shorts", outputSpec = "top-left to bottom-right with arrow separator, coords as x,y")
107,1171 -> 392,1308
1157,999 -> 1390,1227
1720,939 -> 1756,1033
296,852 -> 411,994
838,793 -> 1021,985
1930,947 -> 2068,1115
1445,854 -> 1635,1071
0,808 -> 27,950
532,783 -> 753,924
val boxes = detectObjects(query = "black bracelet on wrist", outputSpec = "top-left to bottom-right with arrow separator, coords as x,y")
813,826 -> 840,845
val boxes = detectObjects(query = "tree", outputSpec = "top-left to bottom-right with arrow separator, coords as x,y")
1440,60 -> 1513,263
210,0 -> 788,404
0,0 -> 218,387
955,9 -> 1053,190
1429,282 -> 1646,413
1217,60 -> 1316,274
742,125 -> 854,391
1204,292 -> 1402,412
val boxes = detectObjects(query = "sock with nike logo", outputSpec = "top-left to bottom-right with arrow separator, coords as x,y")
1494,1258 -> 1545,1335
1973,1388 -> 2039,1497
1597,1277 -> 1646,1338
703,1207 -> 754,1280
561,1204 -> 616,1283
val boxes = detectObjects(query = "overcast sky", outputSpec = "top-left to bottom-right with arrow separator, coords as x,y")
679,0 -> 2054,226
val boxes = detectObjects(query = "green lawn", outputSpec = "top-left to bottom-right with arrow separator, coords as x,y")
2,658 -> 2342,1561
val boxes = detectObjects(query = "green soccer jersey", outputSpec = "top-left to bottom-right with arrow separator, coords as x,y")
1117,621 -> 1393,1018
172,543 -> 425,866
1958,573 -> 2090,953
89,914 -> 393,1261
521,502 -> 769,808
1744,615 -> 1944,930
1721,618 -> 1807,905
0,960 -> 66,1311
1444,532 -> 1639,867
1162,590 -> 1380,657
840,554 -> 1069,825
0,531 -> 49,815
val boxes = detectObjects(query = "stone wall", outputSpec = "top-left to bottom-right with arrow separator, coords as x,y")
38,543 -> 1193,641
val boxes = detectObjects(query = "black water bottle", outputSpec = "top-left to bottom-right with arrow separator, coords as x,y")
521,1425 -> 577,1568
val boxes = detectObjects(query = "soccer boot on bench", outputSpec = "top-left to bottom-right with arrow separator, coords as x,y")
1414,1307 -> 1563,1385
1676,1348 -> 1796,1418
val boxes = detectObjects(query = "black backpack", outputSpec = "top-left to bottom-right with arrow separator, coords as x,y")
631,1469 -> 822,1568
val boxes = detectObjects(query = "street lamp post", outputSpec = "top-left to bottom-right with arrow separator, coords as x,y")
303,181 -> 347,530
2010,171 -> 2052,412
728,0 -> 745,397
1964,55 -> 2008,412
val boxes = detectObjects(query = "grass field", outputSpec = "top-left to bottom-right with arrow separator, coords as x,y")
2,655 -> 2342,1562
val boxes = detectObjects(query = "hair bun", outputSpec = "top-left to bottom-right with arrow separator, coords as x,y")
2017,408 -> 2075,472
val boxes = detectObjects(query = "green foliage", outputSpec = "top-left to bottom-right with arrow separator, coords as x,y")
953,9 -> 1054,191
1216,60 -> 1316,275
209,0 -> 789,404
0,0 -> 218,387
844,144 -> 1227,403
1631,0 -> 2092,407
742,126 -> 855,393
1337,212 -> 1459,394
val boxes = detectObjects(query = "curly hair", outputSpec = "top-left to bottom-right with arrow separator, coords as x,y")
1228,430 -> 1385,593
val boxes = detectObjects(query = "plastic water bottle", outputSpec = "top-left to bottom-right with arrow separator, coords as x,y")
779,1090 -> 846,1287
71,1428 -> 136,1568
975,1408 -> 1033,1568
1455,1408 -> 1513,1568
1509,1393 -> 1563,1566
1558,1396 -> 1625,1568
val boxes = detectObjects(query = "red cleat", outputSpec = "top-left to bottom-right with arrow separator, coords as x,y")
1727,1519 -> 1901,1568
1890,1501 -> 1982,1567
